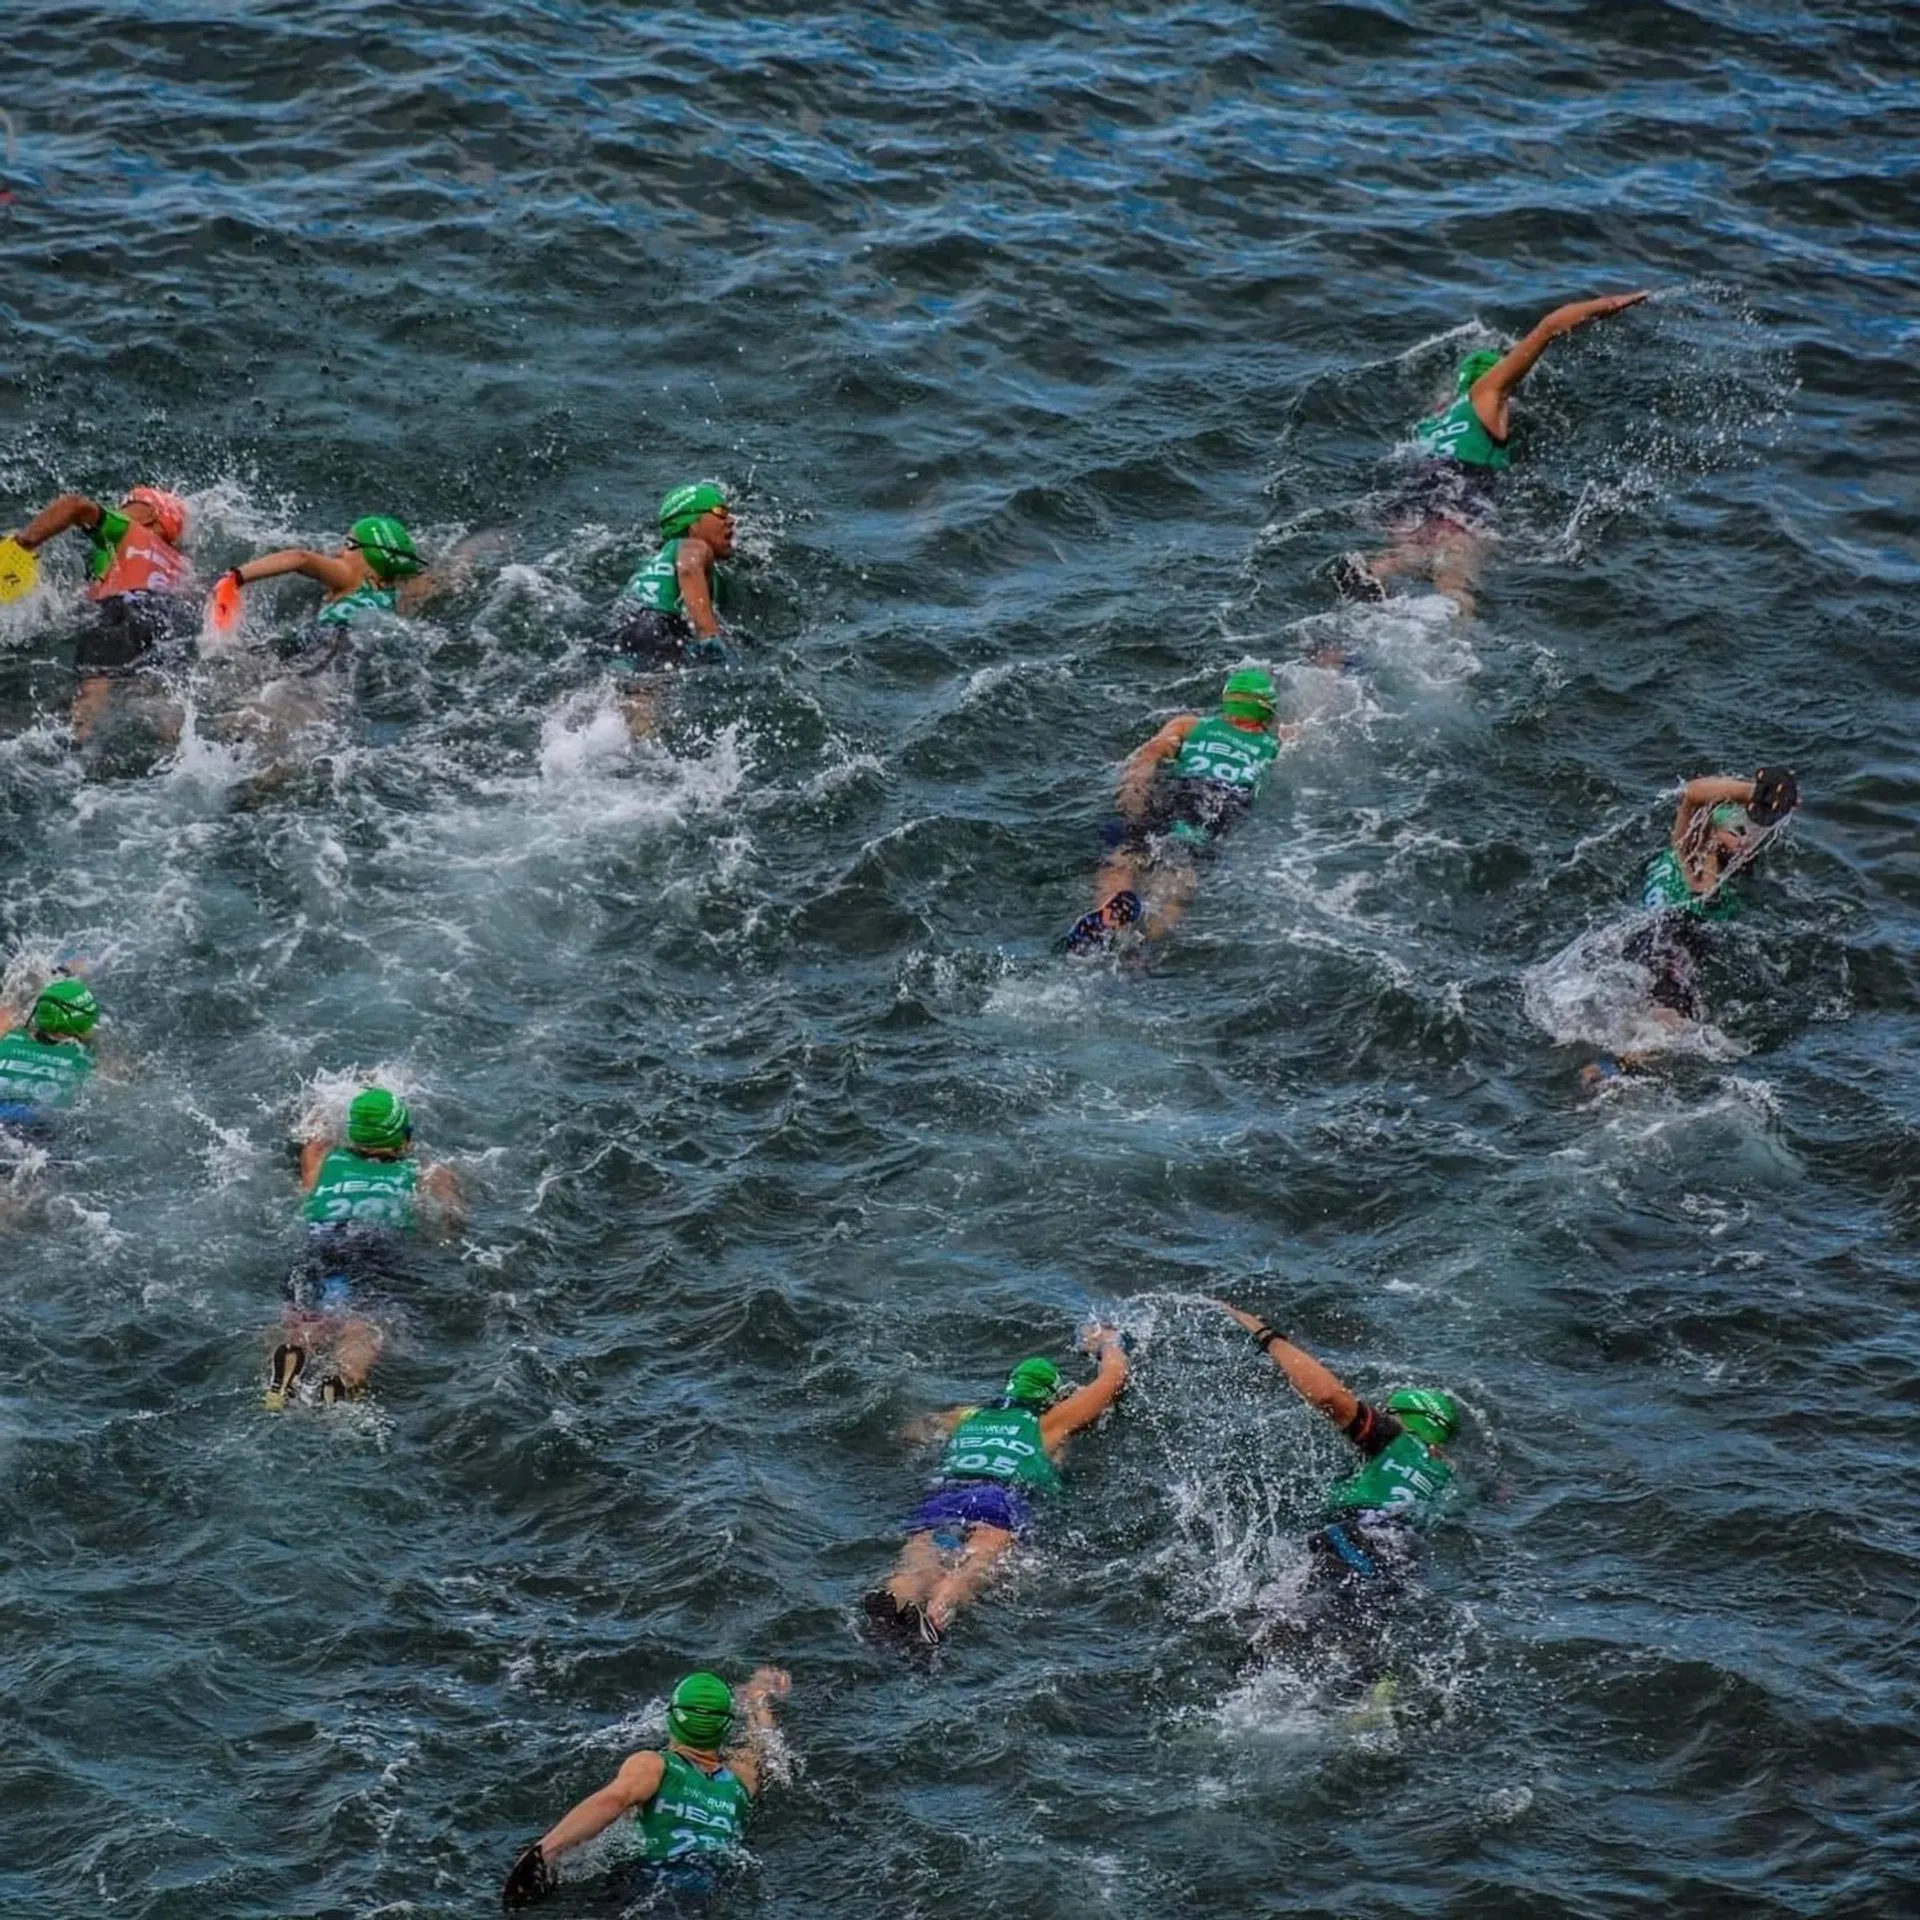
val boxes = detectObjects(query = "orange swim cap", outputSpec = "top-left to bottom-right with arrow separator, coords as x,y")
122,486 -> 187,545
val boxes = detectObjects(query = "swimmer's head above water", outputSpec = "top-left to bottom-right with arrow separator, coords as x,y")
1455,349 -> 1503,395
29,977 -> 99,1040
345,515 -> 423,581
1003,1356 -> 1062,1408
1221,667 -> 1277,726
347,1086 -> 411,1153
1385,1387 -> 1459,1447
121,486 -> 188,545
659,482 -> 735,558
667,1671 -> 735,1750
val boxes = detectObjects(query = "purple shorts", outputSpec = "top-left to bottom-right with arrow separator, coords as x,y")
905,1480 -> 1034,1540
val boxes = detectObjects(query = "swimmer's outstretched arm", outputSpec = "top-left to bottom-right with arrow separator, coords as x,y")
1116,715 -> 1199,816
226,548 -> 362,594
1215,1300 -> 1361,1430
720,1666 -> 790,1797
1671,774 -> 1756,848
1039,1325 -> 1131,1452
14,494 -> 104,549
1469,290 -> 1649,436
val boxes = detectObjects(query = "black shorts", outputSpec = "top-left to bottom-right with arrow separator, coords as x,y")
606,606 -> 701,667
73,594 -> 187,679
1102,779 -> 1252,858
285,1226 -> 405,1310
1305,1518 -> 1416,1616
1385,460 -> 1499,540
1624,916 -> 1713,1021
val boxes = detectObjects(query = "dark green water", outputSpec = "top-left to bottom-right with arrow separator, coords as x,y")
3,3 -> 1917,1915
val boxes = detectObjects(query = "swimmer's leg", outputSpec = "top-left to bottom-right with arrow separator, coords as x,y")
321,1313 -> 384,1399
620,682 -> 660,741
1138,858 -> 1199,940
1431,530 -> 1485,618
924,1522 -> 1016,1631
70,675 -> 113,746
878,1530 -> 945,1610
264,1341 -> 308,1411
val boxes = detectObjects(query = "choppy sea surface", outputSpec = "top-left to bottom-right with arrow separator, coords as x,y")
3,4 -> 1918,1915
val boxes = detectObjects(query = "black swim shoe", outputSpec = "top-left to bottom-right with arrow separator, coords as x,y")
315,1373 -> 357,1407
1061,888 -> 1142,955
1328,552 -> 1386,604
264,1343 -> 307,1411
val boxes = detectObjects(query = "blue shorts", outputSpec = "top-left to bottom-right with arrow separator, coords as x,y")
905,1481 -> 1034,1541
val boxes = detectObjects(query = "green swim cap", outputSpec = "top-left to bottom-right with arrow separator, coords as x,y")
1708,804 -> 1748,832
1005,1357 -> 1061,1408
1386,1388 -> 1459,1447
348,515 -> 423,581
30,977 -> 99,1039
1456,349 -> 1503,395
347,1087 -> 411,1151
1221,667 -> 1276,723
667,1672 -> 735,1749
659,482 -> 728,539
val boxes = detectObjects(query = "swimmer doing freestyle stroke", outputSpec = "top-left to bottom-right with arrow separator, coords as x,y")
861,1326 -> 1130,1654
502,1667 -> 790,1909
7,484 -> 195,744
1585,764 -> 1800,1082
1064,667 -> 1298,954
1331,289 -> 1648,618
266,1086 -> 463,1408
1215,1299 -> 1463,1689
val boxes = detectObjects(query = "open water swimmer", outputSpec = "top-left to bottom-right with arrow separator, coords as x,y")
7,484 -> 194,743
1332,290 -> 1648,617
212,514 -> 432,666
502,1666 -> 790,1909
861,1327 -> 1130,1654
267,1086 -> 463,1408
605,482 -> 736,738
1064,668 -> 1298,954
0,977 -> 100,1211
1215,1300 -> 1460,1671
1586,765 -> 1800,1081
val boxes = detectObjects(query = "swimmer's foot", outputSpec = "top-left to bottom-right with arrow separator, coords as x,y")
315,1373 -> 359,1408
1061,889 -> 1142,955
264,1342 -> 307,1411
1328,552 -> 1387,605
860,1589 -> 942,1662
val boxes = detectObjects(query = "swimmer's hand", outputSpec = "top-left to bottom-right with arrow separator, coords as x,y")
502,1841 -> 555,1909
1077,1322 -> 1127,1358
740,1666 -> 791,1708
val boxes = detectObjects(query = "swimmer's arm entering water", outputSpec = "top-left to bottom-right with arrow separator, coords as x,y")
1039,1325 -> 1130,1457
1116,714 -> 1199,817
1215,1300 -> 1361,1430
1468,290 -> 1650,439
720,1666 -> 790,1796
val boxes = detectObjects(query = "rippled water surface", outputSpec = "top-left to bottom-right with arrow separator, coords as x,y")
3,3 -> 1918,1915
